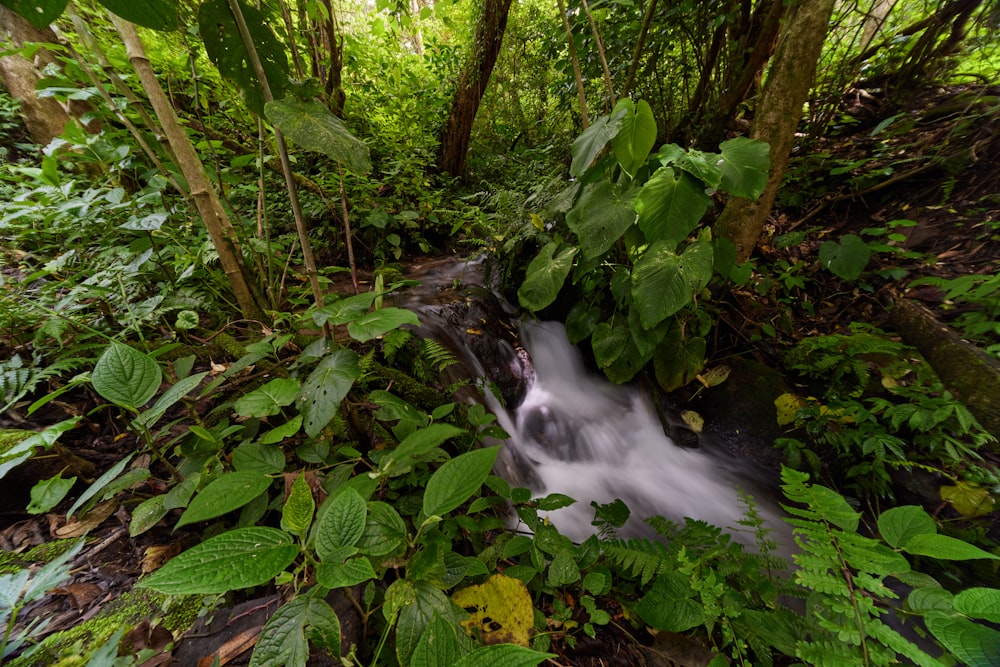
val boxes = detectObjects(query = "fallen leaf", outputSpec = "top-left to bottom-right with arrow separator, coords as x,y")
197,627 -> 262,667
142,543 -> 182,574
52,582 -> 103,608
53,500 -> 117,538
680,410 -> 704,433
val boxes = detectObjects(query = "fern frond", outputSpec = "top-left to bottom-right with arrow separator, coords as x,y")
603,537 -> 670,586
421,338 -> 458,373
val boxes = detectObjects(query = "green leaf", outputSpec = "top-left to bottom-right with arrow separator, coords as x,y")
265,98 -> 372,174
347,307 -> 419,342
235,378 -> 301,418
313,292 -> 376,326
925,611 -> 1000,667
570,104 -> 628,177
631,240 -> 713,329
819,234 -> 872,281
297,349 -> 360,437
176,471 -> 273,528
954,588 -> 1000,624
453,645 -> 554,667
565,181 -> 636,265
411,613 -> 464,667
92,343 -> 162,410
0,417 -> 80,481
27,473 -> 75,514
635,167 -> 711,248
396,581 -> 457,667
66,453 -> 134,519
315,557 -> 377,589
281,473 -> 314,537
612,99 -> 657,178
547,548 -> 581,587
878,505 -> 937,549
356,501 -> 407,557
232,441 -> 287,474
136,371 -> 210,428
129,495 -> 168,536
517,243 -> 577,312
565,303 -> 600,344
635,572 -> 703,632
381,423 -> 464,476
139,527 -> 297,595
718,137 -> 770,199
591,319 -> 629,369
423,446 -> 499,517
258,416 -> 303,445
1,0 -> 68,29
98,0 -> 178,30
198,0 -> 288,116
314,488 -> 367,559
902,533 -> 1000,561
250,592 -> 341,667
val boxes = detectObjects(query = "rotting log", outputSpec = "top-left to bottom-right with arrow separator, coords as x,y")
889,297 -> 1000,440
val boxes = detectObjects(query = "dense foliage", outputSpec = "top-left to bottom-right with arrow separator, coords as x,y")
0,0 -> 998,665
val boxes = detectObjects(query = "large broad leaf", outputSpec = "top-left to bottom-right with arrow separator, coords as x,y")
356,501 -> 407,557
92,343 -> 162,410
380,423 -> 464,477
954,588 -> 1000,624
297,349 -> 360,437
635,572 -> 703,632
612,99 -> 657,178
819,234 -> 871,281
718,137 -> 770,199
0,0 -> 68,28
570,104 -> 629,177
452,574 -> 534,648
565,181 -> 636,264
591,319 -> 629,369
395,581 -> 457,667
902,534 -> 1000,561
631,240 -> 713,329
176,471 -> 273,528
653,329 -> 706,391
453,645 -> 554,667
925,612 -> 1000,667
198,0 -> 288,116
517,243 -> 577,312
635,167 -> 711,248
314,487 -> 367,560
234,378 -> 301,418
99,0 -> 178,30
347,307 -> 419,342
139,527 -> 298,594
411,613 -> 464,667
423,446 -> 499,517
313,292 -> 377,327
265,98 -> 372,175
877,505 -> 937,549
250,592 -> 341,667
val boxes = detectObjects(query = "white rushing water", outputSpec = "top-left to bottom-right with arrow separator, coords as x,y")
490,320 -> 789,547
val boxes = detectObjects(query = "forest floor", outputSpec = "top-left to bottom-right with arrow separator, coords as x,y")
1,84 -> 998,666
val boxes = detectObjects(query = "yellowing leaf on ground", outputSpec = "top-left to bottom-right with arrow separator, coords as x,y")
681,410 -> 704,433
452,573 -> 534,646
940,481 -> 995,518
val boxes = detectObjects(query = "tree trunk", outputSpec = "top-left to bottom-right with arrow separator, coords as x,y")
0,7 -> 75,145
111,16 -> 268,323
435,0 -> 513,176
713,0 -> 837,262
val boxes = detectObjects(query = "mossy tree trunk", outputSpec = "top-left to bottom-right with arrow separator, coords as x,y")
713,0 -> 836,263
435,0 -> 513,176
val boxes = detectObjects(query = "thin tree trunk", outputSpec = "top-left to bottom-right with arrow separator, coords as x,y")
580,0 -> 615,109
622,0 -> 658,99
435,0 -> 513,176
111,15 -> 267,323
713,0 -> 837,262
556,0 -> 589,128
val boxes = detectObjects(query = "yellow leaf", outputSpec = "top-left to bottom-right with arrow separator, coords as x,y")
700,365 -> 731,387
940,481 -> 995,518
774,393 -> 806,426
452,574 -> 534,646
681,410 -> 704,433
530,213 -> 544,230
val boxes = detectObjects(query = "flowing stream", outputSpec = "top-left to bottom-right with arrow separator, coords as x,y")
400,257 -> 789,548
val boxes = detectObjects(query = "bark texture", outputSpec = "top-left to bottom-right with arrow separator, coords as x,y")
713,0 -> 837,262
435,0 -> 513,176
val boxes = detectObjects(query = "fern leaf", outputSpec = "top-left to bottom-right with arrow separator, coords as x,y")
603,537 -> 670,586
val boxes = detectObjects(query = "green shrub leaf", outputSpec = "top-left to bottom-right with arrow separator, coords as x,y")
565,181 -> 636,265
453,645 -> 554,667
632,239 -> 713,329
925,611 -> 1000,667
235,378 -> 301,418
281,473 -> 314,537
636,167 -> 711,248
140,527 -> 297,594
517,242 -> 577,313
3,0 -> 68,29
315,557 -> 377,589
298,349 -> 360,437
902,533 -> 1000,561
718,137 -> 770,199
954,588 -> 1000,623
423,446 -> 499,517
27,473 -> 75,514
265,98 -> 372,174
878,505 -> 937,548
570,104 -> 628,177
99,0 -> 178,30
129,495 -> 168,537
314,488 -> 367,559
92,343 -> 162,410
177,471 -> 273,528
819,234 -> 871,281
356,501 -> 407,557
381,423 -> 464,476
347,307 -> 419,342
635,572 -> 703,632
250,592 -> 341,667
613,99 -> 657,178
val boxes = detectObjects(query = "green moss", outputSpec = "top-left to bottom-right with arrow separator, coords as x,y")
0,428 -> 34,456
6,588 -> 207,666
0,539 -> 79,575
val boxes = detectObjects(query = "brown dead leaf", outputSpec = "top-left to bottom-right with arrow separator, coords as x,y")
124,620 -> 174,661
197,627 -> 262,667
52,500 -> 118,538
52,582 -> 104,609
141,543 -> 182,574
